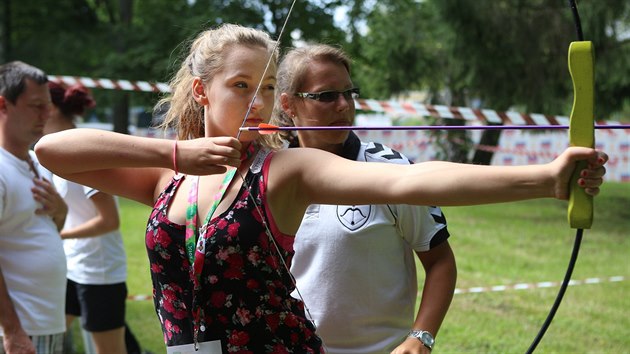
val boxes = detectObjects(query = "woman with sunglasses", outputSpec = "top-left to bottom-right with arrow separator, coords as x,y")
35,24 -> 607,353
272,44 -> 455,354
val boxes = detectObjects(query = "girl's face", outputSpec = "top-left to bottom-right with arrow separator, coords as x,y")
285,59 -> 355,153
201,45 -> 276,141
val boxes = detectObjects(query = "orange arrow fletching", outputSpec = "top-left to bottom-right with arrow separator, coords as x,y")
256,123 -> 280,135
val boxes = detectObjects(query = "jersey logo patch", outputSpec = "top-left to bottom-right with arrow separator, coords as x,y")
429,206 -> 447,224
337,205 -> 371,231
365,143 -> 408,162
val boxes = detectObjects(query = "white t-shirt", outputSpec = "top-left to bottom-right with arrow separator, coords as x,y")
53,177 -> 127,285
290,135 -> 450,353
0,149 -> 66,336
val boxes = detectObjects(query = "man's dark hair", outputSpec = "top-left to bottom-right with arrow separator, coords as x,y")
0,61 -> 48,104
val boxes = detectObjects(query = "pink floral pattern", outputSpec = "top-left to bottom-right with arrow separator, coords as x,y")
146,169 -> 323,352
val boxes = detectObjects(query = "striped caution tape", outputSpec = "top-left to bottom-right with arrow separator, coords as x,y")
47,74 -> 627,126
125,275 -> 625,301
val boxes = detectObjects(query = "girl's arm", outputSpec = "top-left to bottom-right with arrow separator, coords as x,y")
267,146 -> 607,234
35,129 -> 241,206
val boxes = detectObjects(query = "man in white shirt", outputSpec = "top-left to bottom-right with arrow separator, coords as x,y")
0,61 -> 68,354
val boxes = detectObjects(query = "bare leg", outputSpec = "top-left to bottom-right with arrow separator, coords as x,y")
90,326 -> 127,354
64,315 -> 77,354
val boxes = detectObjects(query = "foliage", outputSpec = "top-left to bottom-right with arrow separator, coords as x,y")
427,0 -> 629,119
346,0 -> 629,162
0,0 -> 343,126
1,0 -> 627,123
351,0 -> 449,101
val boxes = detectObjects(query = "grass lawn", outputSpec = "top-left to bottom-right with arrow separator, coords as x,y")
436,181 -> 629,353
114,182 -> 629,353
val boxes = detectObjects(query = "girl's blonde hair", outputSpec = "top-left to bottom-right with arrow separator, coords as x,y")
271,44 -> 351,143
156,23 -> 282,148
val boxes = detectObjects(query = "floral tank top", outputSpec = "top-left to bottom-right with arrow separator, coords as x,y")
145,149 -> 323,353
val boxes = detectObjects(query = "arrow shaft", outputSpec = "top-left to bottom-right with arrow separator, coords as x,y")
240,124 -> 628,132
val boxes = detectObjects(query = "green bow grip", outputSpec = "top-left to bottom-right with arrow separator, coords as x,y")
567,41 -> 595,229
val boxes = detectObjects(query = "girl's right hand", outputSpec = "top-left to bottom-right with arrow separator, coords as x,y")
174,136 -> 242,175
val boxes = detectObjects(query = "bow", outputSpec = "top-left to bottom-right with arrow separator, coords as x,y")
236,1 -> 596,352
526,1 -> 595,352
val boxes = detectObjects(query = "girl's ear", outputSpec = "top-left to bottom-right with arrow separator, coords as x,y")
192,77 -> 208,105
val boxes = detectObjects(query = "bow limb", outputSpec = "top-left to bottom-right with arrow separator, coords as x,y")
526,3 -> 595,352
237,0 -> 298,137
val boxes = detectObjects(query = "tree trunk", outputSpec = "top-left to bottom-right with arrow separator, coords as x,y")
112,0 -> 133,134
471,126 -> 502,165
2,0 -> 11,62
113,92 -> 130,134
444,118 -> 470,163
440,88 -> 470,163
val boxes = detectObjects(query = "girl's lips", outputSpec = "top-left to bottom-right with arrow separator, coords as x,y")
244,118 -> 263,125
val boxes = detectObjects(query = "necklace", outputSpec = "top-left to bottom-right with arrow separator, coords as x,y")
25,154 -> 41,179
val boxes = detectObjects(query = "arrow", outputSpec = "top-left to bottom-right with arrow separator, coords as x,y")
240,122 -> 628,134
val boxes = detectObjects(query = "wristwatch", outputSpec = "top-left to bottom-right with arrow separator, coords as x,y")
408,330 -> 434,350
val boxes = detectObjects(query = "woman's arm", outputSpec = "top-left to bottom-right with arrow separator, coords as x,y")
391,243 -> 457,354
60,191 -> 120,239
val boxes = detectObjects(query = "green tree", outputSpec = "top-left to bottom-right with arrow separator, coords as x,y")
351,0 -> 472,162
2,0 -> 343,131
433,0 -> 630,162
350,0 -> 629,162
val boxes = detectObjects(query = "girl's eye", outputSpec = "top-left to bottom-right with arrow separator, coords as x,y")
235,82 -> 248,89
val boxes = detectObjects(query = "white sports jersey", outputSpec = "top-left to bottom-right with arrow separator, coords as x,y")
291,133 -> 449,353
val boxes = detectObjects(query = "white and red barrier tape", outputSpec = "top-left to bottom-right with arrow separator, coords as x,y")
125,275 -> 625,301
48,75 -> 171,95
49,75 -> 626,127
453,275 -> 625,295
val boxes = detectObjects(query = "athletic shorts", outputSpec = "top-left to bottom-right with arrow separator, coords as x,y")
65,279 -> 127,332
0,333 -> 64,354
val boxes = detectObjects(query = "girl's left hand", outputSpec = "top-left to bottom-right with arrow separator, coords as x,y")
552,147 -> 608,199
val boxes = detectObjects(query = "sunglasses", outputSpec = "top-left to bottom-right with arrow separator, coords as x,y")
294,87 -> 360,102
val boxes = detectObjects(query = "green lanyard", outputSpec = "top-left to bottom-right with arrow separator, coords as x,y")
184,143 -> 255,348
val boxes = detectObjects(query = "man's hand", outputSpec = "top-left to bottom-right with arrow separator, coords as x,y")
2,328 -> 36,354
31,178 -> 67,230
391,336 -> 432,354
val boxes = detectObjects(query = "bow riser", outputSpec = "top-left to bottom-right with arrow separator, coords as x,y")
567,41 -> 595,229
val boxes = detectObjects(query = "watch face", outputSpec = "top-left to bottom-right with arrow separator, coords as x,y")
421,331 -> 435,346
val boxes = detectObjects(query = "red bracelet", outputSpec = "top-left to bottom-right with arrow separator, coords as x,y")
172,140 -> 178,175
